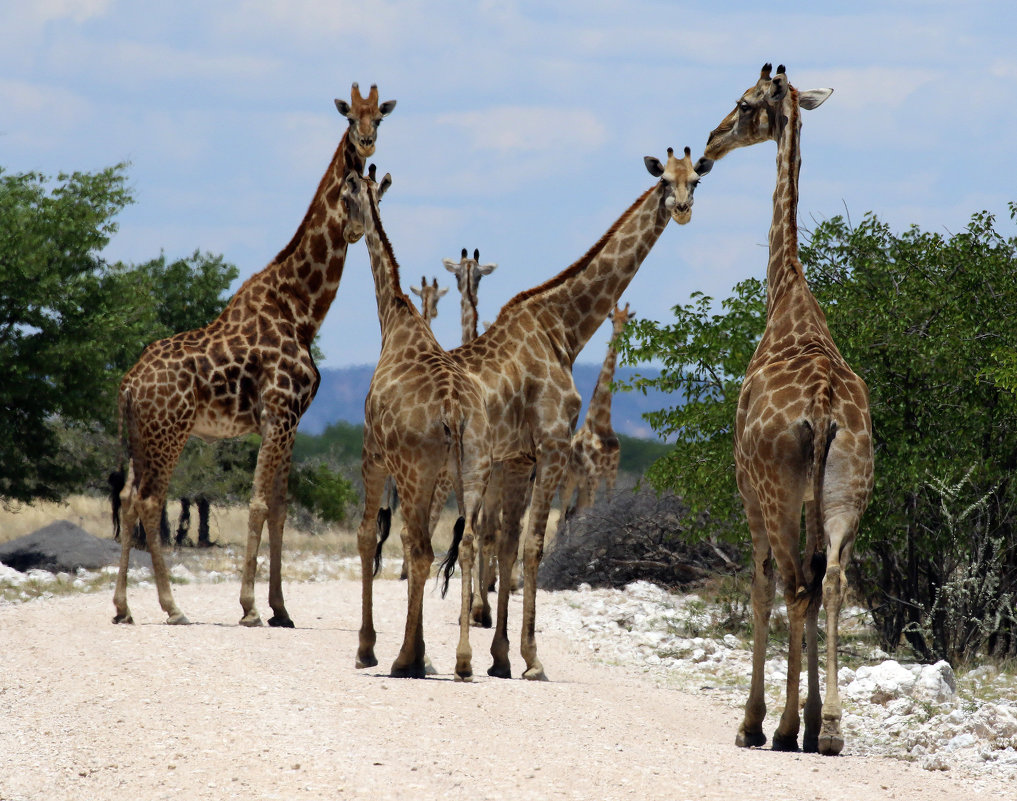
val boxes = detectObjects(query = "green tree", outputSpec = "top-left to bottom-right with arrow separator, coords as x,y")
616,278 -> 766,533
619,206 -> 1017,662
0,164 -> 240,504
1,165 -> 134,502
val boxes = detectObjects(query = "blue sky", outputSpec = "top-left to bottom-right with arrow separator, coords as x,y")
3,1 -> 1016,368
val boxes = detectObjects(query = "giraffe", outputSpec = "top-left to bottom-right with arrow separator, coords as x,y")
443,247 -> 498,343
441,247 -> 508,625
396,274 -> 449,582
112,83 -> 395,627
343,167 -> 492,681
703,64 -> 873,754
559,301 -> 634,523
409,276 -> 448,326
359,146 -> 711,680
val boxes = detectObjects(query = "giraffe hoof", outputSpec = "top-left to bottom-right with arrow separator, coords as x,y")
818,732 -> 844,756
487,663 -> 512,680
355,652 -> 378,670
268,614 -> 295,628
112,613 -> 134,625
239,613 -> 263,627
390,662 -> 427,679
736,729 -> 767,749
771,733 -> 800,752
803,734 -> 819,754
522,665 -> 548,682
454,669 -> 474,683
166,612 -> 190,626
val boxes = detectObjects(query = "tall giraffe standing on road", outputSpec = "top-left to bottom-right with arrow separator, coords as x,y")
559,301 -> 634,523
113,84 -> 395,627
704,64 -> 873,754
357,146 -> 711,680
344,168 -> 491,681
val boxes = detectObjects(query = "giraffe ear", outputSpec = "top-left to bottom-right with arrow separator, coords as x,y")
378,172 -> 393,198
379,99 -> 397,117
694,157 -> 713,176
478,262 -> 498,276
437,287 -> 450,298
644,156 -> 665,178
442,258 -> 460,273
344,171 -> 361,193
334,98 -> 352,117
409,285 -> 422,296
799,88 -> 833,110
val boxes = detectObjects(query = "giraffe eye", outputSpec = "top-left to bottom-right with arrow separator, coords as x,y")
739,101 -> 753,113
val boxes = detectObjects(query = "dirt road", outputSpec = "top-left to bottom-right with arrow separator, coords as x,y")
1,578 -> 1010,800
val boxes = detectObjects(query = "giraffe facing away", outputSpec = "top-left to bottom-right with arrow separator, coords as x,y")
343,168 -> 492,681
397,146 -> 711,681
560,301 -> 634,522
443,247 -> 498,342
409,276 -> 448,326
703,64 -> 873,754
112,83 -> 395,627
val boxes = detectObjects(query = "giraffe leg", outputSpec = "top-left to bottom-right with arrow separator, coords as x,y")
140,493 -> 189,625
265,432 -> 296,628
803,591 -> 822,753
239,433 -> 281,626
802,500 -> 823,753
453,413 -> 491,681
454,520 -> 477,682
488,460 -> 529,678
356,457 -> 387,669
737,500 -> 774,748
772,582 -> 806,751
391,494 -> 432,679
112,464 -> 139,624
519,444 -> 569,681
818,516 -> 859,756
114,432 -> 189,625
472,470 -> 500,627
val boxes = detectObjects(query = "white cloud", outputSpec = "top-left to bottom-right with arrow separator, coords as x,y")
437,105 -> 607,155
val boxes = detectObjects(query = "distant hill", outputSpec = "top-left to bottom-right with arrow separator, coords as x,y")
300,364 -> 678,441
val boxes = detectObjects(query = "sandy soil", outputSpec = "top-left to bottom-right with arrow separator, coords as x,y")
1,577 -> 1012,801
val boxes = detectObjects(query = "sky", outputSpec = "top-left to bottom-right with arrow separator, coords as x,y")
3,1 -> 1016,369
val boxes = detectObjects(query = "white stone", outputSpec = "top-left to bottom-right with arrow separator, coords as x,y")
914,661 -> 956,703
845,660 -> 916,704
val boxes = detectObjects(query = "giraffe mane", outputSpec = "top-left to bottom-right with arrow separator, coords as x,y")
367,182 -> 413,311
273,128 -> 355,265
498,184 -> 656,312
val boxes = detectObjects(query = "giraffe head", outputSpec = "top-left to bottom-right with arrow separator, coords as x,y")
340,164 -> 392,242
643,146 -> 712,225
409,276 -> 449,321
334,83 -> 397,160
704,63 -> 832,161
608,302 -> 635,338
442,247 -> 497,300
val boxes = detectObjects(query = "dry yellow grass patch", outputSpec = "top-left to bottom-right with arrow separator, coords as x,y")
0,495 -> 556,583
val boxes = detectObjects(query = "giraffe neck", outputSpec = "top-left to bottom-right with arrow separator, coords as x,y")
765,88 -> 807,318
503,184 -> 668,363
460,284 -> 479,344
365,188 -> 426,340
583,338 -> 619,434
233,130 -> 363,347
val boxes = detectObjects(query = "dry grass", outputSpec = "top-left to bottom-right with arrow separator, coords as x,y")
0,494 -> 555,586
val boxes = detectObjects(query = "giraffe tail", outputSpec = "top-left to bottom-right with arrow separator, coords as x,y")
436,398 -> 468,598
111,388 -> 133,543
802,389 -> 837,597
